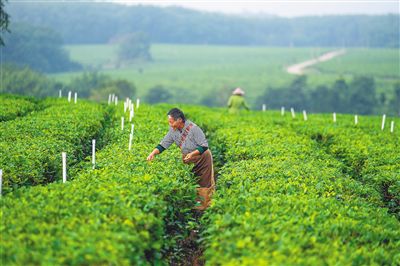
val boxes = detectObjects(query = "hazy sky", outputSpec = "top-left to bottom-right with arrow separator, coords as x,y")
110,0 -> 400,17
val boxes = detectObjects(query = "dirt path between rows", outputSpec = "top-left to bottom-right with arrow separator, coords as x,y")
287,49 -> 346,75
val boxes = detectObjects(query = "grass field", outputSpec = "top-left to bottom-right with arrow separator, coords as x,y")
51,44 -> 400,106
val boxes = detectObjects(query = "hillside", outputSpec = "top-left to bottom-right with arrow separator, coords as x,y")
7,2 -> 399,47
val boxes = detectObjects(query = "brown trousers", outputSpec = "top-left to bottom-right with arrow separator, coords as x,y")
183,149 -> 215,210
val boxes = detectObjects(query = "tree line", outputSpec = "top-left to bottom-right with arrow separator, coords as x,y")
257,76 -> 400,116
7,2 -> 399,48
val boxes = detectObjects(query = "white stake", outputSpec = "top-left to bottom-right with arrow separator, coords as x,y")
108,94 -> 111,105
0,169 -> 2,196
303,110 -> 307,121
262,104 -> 266,112
136,98 -> 140,109
92,139 -> 96,169
281,107 -> 285,116
390,121 -> 394,133
74,92 -> 77,104
59,90 -> 62,98
129,133 -> 133,151
62,152 -> 67,183
355,115 -> 358,125
381,114 -> 386,130
131,124 -> 135,135
290,107 -> 295,118
111,94 -> 115,103
68,91 -> 72,102
129,109 -> 134,122
115,96 -> 118,106
121,117 -> 125,131
333,112 -> 337,123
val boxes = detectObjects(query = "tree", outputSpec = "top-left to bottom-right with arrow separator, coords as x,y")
90,80 -> 136,102
389,83 -> 400,116
348,76 -> 377,115
145,85 -> 172,104
0,0 -> 10,46
2,23 -> 81,72
0,64 -> 58,97
117,32 -> 152,63
68,72 -> 110,98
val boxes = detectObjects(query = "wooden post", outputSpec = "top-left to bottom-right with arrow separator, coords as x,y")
291,108 -> 295,118
281,107 -> 285,116
74,92 -> 77,104
121,117 -> 125,131
390,121 -> 394,133
354,115 -> 358,125
333,112 -> 336,123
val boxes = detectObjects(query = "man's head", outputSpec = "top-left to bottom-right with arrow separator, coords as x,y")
167,108 -> 185,130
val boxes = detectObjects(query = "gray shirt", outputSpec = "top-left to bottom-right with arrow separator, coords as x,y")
160,120 -> 208,154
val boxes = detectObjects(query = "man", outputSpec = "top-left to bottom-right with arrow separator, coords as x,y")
227,87 -> 250,114
147,108 -> 215,210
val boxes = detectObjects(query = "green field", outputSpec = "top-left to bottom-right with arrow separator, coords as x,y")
1,95 -> 399,265
51,44 -> 400,106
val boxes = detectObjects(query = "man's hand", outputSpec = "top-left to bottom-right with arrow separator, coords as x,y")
147,153 -> 155,161
147,148 -> 160,161
183,152 -> 193,163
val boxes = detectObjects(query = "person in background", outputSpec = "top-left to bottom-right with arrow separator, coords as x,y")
146,108 -> 215,211
227,87 -> 249,114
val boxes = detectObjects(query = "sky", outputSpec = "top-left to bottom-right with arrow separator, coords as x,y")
109,0 -> 400,17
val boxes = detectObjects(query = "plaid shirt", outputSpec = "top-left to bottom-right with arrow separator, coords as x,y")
159,120 -> 208,154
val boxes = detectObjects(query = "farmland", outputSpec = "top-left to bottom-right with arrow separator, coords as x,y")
0,94 -> 399,265
50,44 -> 400,105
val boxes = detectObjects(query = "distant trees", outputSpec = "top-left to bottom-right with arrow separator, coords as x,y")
67,72 -> 136,101
257,76 -> 385,115
0,64 -> 60,97
2,23 -> 81,72
7,3 -> 399,48
0,0 -> 10,45
145,85 -> 172,104
117,32 -> 152,63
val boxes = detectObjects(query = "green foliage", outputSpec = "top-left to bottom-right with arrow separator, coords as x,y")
145,85 -> 173,104
7,3 -> 400,47
117,32 -> 152,63
0,0 -> 10,46
259,75 -> 381,115
186,108 -> 400,265
0,103 -> 197,265
0,98 -> 109,192
0,64 -> 61,97
0,94 -> 38,121
2,23 -> 81,73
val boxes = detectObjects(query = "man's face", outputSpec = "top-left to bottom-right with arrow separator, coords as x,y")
168,115 -> 181,130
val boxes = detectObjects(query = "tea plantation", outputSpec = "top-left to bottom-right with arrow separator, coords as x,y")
0,95 -> 398,265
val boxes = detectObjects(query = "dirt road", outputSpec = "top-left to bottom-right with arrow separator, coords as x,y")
286,49 -> 346,75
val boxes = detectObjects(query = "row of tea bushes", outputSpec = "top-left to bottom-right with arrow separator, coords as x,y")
189,111 -> 399,265
1,104 -> 197,265
0,94 -> 38,121
290,114 -> 400,218
0,98 -> 110,193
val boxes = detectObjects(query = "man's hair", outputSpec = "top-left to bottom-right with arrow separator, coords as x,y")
167,108 -> 185,122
